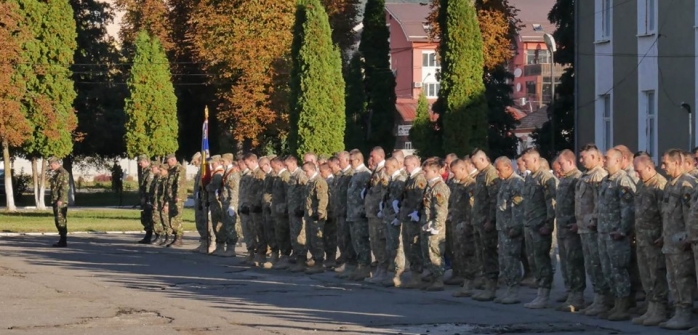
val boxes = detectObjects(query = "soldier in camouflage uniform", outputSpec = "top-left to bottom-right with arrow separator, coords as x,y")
270,157 -> 292,269
206,155 -> 226,255
346,149 -> 373,281
418,158 -> 450,291
491,157 -> 525,304
48,157 -> 70,248
630,154 -> 668,326
285,156 -> 309,272
238,158 -> 255,260
451,158 -> 479,297
520,148 -> 558,309
553,150 -> 586,311
303,162 -> 329,274
165,154 -> 187,247
400,155 -> 427,288
244,154 -> 268,266
659,149 -> 696,330
595,148 -> 636,321
149,164 -> 165,243
219,154 -> 239,257
191,152 -> 207,252
380,158 -> 407,287
470,149 -> 501,300
334,152 -> 357,277
261,157 -> 277,265
137,155 -> 155,244
365,147 -> 390,283
155,164 -> 171,245
320,161 -> 338,268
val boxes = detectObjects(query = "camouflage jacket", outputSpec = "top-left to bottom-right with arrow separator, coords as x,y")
689,168 -> 698,179
335,167 -> 354,218
220,167 -> 240,208
597,169 -> 636,234
50,166 -> 70,205
140,168 -> 154,203
556,168 -> 582,237
152,176 -> 165,208
326,174 -> 336,218
662,174 -> 694,253
262,170 -> 276,208
287,167 -> 308,213
422,177 -> 450,232
575,165 -> 607,234
399,168 -> 427,223
523,168 -> 558,230
496,173 -> 525,232
447,174 -> 476,226
365,163 -> 389,219
625,165 -> 639,184
635,172 -> 666,234
382,170 -> 407,223
272,169 -> 290,215
248,167 -> 266,211
472,164 -> 501,227
238,169 -> 251,210
206,168 -> 224,206
304,174 -> 329,221
346,164 -> 371,222
193,168 -> 203,204
163,172 -> 175,203
167,163 -> 187,202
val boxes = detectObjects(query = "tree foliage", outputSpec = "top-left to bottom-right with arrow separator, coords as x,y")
531,0 -> 575,158
124,31 -> 178,158
485,65 -> 518,158
360,0 -> 396,153
409,92 -> 443,158
437,0 -> 488,156
189,0 -> 295,150
344,52 -> 368,152
116,0 -> 173,53
321,0 -> 360,62
289,0 -> 346,156
17,0 -> 78,159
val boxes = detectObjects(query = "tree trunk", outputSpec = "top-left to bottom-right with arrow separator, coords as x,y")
37,159 -> 47,210
3,141 -> 16,212
65,155 -> 75,206
32,157 -> 39,206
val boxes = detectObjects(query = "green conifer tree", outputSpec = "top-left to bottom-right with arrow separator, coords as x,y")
409,92 -> 443,158
124,31 -> 178,158
344,53 -> 367,152
289,0 -> 346,156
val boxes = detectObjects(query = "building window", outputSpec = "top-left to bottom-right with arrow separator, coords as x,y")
526,81 -> 536,95
602,0 -> 612,39
602,94 -> 613,150
404,141 -> 413,150
640,0 -> 656,34
422,51 -> 439,68
643,90 -> 657,158
526,49 -> 551,65
423,83 -> 440,98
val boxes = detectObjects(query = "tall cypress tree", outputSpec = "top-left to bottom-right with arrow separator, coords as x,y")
437,0 -> 488,156
409,92 -> 443,158
360,0 -> 396,153
289,0 -> 346,156
344,52 -> 367,151
124,31 -> 178,158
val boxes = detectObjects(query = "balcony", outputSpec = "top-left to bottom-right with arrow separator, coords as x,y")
523,63 -> 566,77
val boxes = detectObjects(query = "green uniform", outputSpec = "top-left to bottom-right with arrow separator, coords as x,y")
420,177 -> 450,278
139,167 -> 155,231
50,166 -> 70,236
206,168 -> 225,243
166,163 -> 186,236
220,167 -> 241,245
304,173 -> 329,262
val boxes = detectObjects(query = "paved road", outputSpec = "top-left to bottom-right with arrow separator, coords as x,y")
0,234 -> 678,335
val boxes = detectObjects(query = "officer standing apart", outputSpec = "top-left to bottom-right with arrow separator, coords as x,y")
49,157 -> 70,248
137,155 -> 155,244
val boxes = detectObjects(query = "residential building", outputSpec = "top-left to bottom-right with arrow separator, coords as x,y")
576,0 -> 694,163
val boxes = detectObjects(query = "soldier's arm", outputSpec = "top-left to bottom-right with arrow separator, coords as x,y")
619,179 -> 636,236
317,180 -> 328,219
486,172 -> 501,224
432,187 -> 449,231
60,171 -> 70,204
511,179 -> 525,227
681,180 -> 695,230
589,179 -> 602,227
543,174 -> 557,231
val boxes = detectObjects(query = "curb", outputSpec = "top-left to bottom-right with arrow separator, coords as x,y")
0,230 -> 195,237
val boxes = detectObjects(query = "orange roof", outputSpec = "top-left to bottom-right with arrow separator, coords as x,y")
506,106 -> 527,120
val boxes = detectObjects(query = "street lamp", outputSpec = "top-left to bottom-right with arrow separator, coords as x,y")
533,24 -> 557,156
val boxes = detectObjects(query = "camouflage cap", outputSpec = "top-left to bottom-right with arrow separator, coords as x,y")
137,154 -> 150,162
210,154 -> 222,163
47,156 -> 61,164
222,153 -> 234,162
165,153 -> 176,160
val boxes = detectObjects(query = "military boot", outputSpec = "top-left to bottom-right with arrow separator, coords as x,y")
643,302 -> 667,326
336,263 -> 355,279
290,258 -> 307,273
138,230 -> 153,244
324,254 -> 337,269
351,264 -> 371,281
520,275 -> 536,288
158,234 -> 170,246
660,307 -> 692,330
555,292 -> 569,303
444,271 -> 464,286
565,292 -> 585,312
608,297 -> 632,321
222,243 -> 237,257
494,287 -> 507,303
254,253 -> 267,267
426,276 -> 445,291
305,261 -> 325,274
632,301 -> 654,325
524,288 -> 550,309
365,267 -> 387,284
473,276 -> 485,289
212,243 -> 225,256
472,279 -> 497,301
167,234 -> 183,248
52,234 -> 67,248
382,271 -> 403,288
598,296 -> 619,319
500,286 -> 520,304
274,256 -> 291,270
263,252 -> 279,268
583,294 -> 609,316
452,279 -> 475,298
151,233 -> 162,245
403,271 -> 423,289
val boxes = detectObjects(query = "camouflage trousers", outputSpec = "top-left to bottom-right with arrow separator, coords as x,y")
53,204 -> 68,236
168,201 -> 184,236
630,238 -> 643,296
274,213 -> 292,256
402,222 -> 423,273
523,227 -> 535,277
420,228 -> 445,278
140,205 -> 153,231
636,228 -> 667,303
210,200 -> 226,243
445,220 -> 457,275
384,221 -> 405,272
455,223 -> 478,280
498,230 -> 523,288
240,213 -> 255,252
337,216 -> 356,264
598,233 -> 631,298
263,205 -> 277,253
221,202 -> 238,245
349,219 -> 371,266
194,199 -> 206,239
290,214 -> 307,260
324,217 -> 338,260
306,218 -> 326,261
368,218 -> 388,268
666,251 -> 695,308
252,211 -> 268,255
152,205 -> 165,235
473,224 -> 499,281
558,233 -> 586,293
524,226 -> 553,289
157,208 -> 170,235
580,232 -> 610,294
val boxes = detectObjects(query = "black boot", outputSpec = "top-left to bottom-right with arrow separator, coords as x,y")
158,234 -> 170,246
167,234 -> 183,248
150,233 -> 161,245
138,230 -> 153,244
52,234 -> 67,248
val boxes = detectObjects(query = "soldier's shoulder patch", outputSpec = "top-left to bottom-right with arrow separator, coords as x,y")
683,192 -> 692,204
620,186 -> 633,201
435,192 -> 445,205
512,195 -> 523,206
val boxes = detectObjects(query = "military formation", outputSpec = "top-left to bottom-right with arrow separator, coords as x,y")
46,143 -> 698,331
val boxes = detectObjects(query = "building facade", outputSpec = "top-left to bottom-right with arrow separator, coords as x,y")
576,0 -> 694,163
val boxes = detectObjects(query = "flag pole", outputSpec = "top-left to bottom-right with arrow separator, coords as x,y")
202,105 -> 212,253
